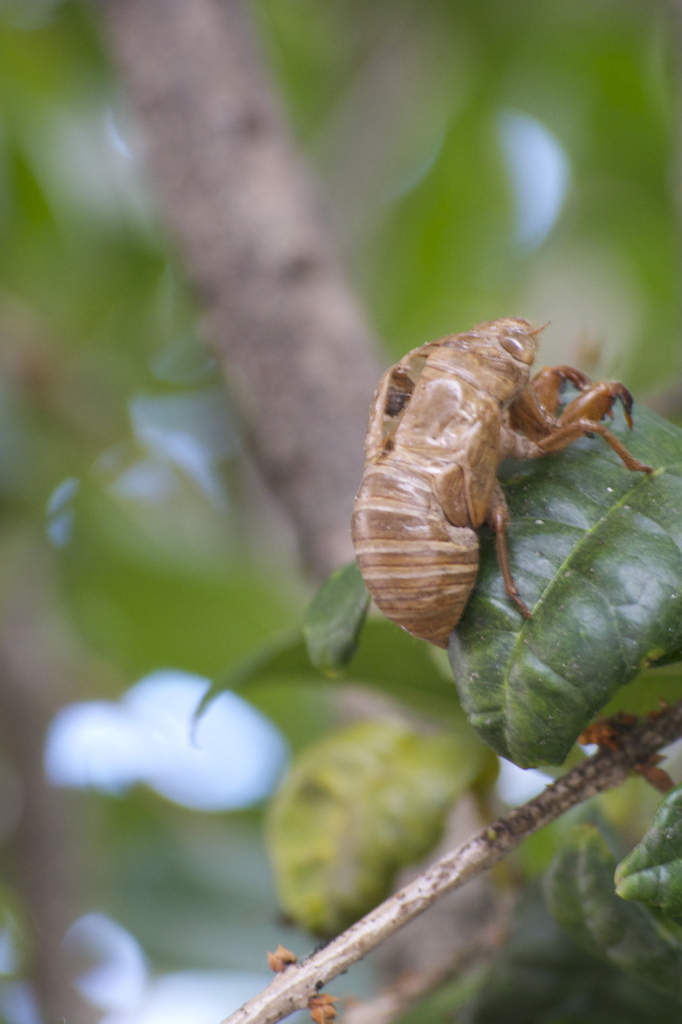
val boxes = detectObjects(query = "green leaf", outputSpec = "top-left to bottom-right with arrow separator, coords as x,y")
266,718 -> 488,936
600,664 -> 682,719
459,883 -> 682,1024
449,404 -> 682,767
615,784 -> 682,924
208,617 -> 459,719
544,823 -> 682,998
60,481 -> 301,679
303,561 -> 370,675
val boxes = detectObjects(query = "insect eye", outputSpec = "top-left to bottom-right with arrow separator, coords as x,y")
501,335 -> 525,357
500,330 -> 536,364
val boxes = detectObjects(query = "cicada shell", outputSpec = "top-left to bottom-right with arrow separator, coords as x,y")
352,317 -> 652,648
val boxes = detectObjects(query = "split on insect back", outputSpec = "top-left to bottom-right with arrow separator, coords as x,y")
351,317 -> 653,649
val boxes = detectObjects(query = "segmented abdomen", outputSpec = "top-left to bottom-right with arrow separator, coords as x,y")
351,458 -> 479,648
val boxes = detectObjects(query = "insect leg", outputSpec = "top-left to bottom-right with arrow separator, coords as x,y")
527,365 -> 591,414
486,484 -> 532,618
537,418 -> 653,473
536,382 -> 653,472
508,365 -> 591,441
558,380 -> 632,428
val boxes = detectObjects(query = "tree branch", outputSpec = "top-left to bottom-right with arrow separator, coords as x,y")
221,700 -> 682,1024
94,0 -> 383,578
0,542 -> 85,1022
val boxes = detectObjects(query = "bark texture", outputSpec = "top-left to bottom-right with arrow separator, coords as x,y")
96,0 -> 383,577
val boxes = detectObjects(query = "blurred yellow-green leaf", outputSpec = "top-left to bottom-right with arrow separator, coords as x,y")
266,718 -> 492,935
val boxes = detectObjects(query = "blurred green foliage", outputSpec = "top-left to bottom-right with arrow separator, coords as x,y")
458,882 -> 682,1024
616,784 -> 682,923
544,823 -> 682,997
255,0 -> 679,391
0,0 -> 679,1020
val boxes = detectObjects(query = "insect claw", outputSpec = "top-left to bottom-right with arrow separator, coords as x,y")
606,385 -> 630,430
617,386 -> 634,429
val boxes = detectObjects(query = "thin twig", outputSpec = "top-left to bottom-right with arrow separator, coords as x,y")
342,895 -> 511,1024
221,701 -> 682,1024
